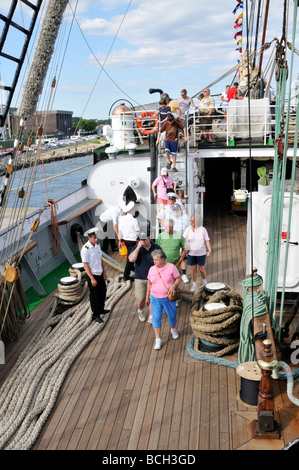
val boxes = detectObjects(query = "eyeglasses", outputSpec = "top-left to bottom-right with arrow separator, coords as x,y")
204,90 -> 208,93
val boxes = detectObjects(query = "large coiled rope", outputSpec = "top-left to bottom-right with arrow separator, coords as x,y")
190,284 -> 243,357
0,266 -> 131,450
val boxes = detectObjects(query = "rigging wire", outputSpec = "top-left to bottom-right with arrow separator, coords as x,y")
276,0 -> 298,340
69,4 -> 145,110
70,0 -> 138,135
244,0 -> 254,319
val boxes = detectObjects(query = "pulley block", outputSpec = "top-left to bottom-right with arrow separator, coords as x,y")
31,219 -> 40,232
5,266 -> 20,283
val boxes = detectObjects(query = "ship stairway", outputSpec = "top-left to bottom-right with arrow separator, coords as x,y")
0,0 -> 44,128
155,135 -> 189,235
157,142 -> 188,193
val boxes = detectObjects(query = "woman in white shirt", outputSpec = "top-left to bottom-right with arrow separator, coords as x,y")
183,215 -> 211,292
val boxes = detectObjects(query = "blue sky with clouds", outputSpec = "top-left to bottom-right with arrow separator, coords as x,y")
0,0 -> 298,120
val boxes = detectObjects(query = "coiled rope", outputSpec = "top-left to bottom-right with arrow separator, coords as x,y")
190,284 -> 243,357
0,268 -> 131,450
238,275 -> 267,363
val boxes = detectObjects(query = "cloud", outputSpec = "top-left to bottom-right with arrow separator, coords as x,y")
89,38 -> 235,72
80,1 -> 236,72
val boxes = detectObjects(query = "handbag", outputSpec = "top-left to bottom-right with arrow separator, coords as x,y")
162,177 -> 174,194
156,267 -> 180,302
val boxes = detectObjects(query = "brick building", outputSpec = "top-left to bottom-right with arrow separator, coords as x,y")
7,109 -> 73,136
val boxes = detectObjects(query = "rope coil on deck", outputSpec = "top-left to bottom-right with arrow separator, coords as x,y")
190,284 -> 243,357
0,266 -> 131,450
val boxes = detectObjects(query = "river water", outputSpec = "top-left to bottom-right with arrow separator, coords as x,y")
7,154 -> 93,209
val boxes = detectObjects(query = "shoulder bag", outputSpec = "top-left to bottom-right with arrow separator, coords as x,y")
162,177 -> 174,194
156,266 -> 180,302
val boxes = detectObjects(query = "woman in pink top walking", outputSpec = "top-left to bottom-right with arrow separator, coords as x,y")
146,249 -> 181,350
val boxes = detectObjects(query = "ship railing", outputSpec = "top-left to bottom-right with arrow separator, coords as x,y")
185,98 -> 275,147
107,100 -> 298,150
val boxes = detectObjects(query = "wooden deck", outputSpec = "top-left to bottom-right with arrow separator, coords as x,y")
1,208 -> 299,451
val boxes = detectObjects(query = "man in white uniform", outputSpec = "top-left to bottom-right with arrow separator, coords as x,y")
81,227 -> 109,323
118,202 -> 140,281
99,204 -> 122,253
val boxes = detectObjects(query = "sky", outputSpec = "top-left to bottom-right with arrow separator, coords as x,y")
0,0 -> 298,121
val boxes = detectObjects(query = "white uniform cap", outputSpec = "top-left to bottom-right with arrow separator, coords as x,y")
167,192 -> 179,199
84,227 -> 100,237
119,200 -> 135,213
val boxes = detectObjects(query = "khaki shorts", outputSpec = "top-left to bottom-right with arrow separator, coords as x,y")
135,279 -> 148,300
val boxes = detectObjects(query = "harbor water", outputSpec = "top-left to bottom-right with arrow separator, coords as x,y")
6,154 -> 93,209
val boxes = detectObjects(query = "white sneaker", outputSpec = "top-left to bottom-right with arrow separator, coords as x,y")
190,284 -> 197,292
154,339 -> 162,350
148,314 -> 152,323
138,310 -> 146,322
170,328 -> 179,340
202,279 -> 207,285
181,274 -> 189,284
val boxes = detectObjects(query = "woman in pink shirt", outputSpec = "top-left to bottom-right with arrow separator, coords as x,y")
146,249 -> 181,350
151,167 -> 176,208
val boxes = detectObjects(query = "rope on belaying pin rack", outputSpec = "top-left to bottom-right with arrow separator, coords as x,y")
264,0 -> 299,336
276,1 -> 299,340
238,275 -> 267,364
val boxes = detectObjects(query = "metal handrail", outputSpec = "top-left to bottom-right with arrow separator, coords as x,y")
107,102 -> 297,149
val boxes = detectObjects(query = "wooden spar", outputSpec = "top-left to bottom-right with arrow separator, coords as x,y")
249,271 -> 280,439
258,0 -> 270,76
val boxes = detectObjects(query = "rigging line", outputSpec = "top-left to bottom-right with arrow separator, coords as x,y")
252,0 -> 262,70
41,1 -> 79,119
70,5 -> 144,109
191,42 -> 275,100
73,0 -> 134,134
30,3 -> 79,202
38,7 -> 69,115
277,0 -> 298,340
32,2 -> 74,129
0,154 -> 36,265
9,162 -> 93,191
247,0 -> 256,53
245,0 -> 254,316
0,146 -> 40,259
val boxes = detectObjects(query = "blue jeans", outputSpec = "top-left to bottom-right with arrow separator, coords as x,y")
150,294 -> 177,328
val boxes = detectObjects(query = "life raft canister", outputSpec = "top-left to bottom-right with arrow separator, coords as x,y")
136,111 -> 158,135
